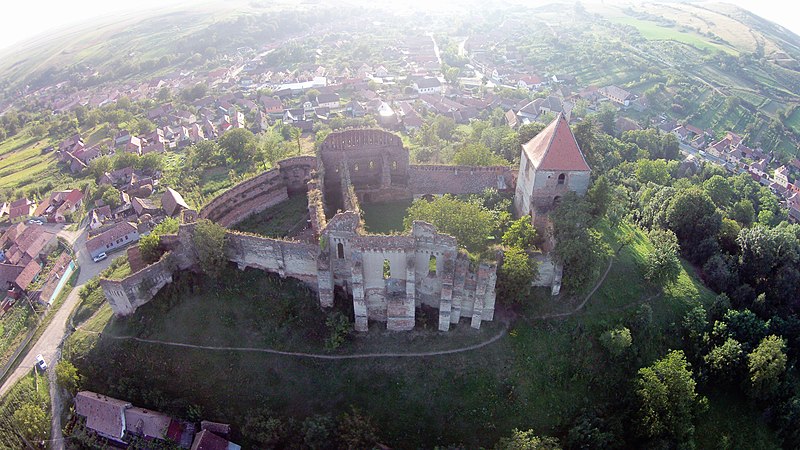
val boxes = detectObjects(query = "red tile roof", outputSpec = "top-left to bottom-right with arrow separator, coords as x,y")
522,113 -> 590,172
75,391 -> 131,440
191,429 -> 232,450
15,259 -> 41,290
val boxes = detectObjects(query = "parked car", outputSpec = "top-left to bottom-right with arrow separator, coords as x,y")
35,354 -> 47,371
92,252 -> 107,263
28,219 -> 43,225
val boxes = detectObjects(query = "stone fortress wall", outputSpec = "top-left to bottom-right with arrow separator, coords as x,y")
101,127 -> 572,332
199,156 -> 316,227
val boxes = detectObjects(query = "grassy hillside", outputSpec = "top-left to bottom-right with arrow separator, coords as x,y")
62,221 -> 777,448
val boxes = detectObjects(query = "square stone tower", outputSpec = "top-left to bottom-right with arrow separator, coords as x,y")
513,113 -> 591,220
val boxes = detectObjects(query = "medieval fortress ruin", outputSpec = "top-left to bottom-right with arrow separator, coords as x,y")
100,114 -> 590,332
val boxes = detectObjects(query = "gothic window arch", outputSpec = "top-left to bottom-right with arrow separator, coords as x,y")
557,173 -> 566,185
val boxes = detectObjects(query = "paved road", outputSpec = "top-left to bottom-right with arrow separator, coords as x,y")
0,227 -> 113,397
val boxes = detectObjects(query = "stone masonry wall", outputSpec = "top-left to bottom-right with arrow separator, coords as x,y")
408,165 -> 516,196
199,156 -> 315,227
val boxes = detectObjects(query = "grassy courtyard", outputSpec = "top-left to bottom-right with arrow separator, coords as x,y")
63,222 -> 778,448
360,199 -> 413,234
231,194 -> 310,238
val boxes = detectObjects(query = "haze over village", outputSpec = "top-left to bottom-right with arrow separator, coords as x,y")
0,1 -> 799,449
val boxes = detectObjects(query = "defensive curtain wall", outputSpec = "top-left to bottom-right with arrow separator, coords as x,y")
100,128 -> 547,332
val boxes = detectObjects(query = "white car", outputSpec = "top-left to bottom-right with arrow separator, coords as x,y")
35,354 -> 47,371
28,219 -> 43,225
92,252 -> 107,263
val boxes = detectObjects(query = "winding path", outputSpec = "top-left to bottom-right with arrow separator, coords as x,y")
78,324 -> 508,359
533,256 -> 615,320
74,257 -> 619,360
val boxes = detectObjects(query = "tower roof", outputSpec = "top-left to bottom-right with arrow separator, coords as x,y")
522,113 -> 590,172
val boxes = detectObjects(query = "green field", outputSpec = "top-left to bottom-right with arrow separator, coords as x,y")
611,16 -> 734,54
61,221 -> 778,448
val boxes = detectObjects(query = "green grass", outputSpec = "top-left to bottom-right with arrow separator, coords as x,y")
231,194 -> 310,238
611,16 -> 734,54
697,391 -> 782,449
62,220 -> 735,448
361,199 -> 413,234
103,255 -> 132,280
787,107 -> 800,134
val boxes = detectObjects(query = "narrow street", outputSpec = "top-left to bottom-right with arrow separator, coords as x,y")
0,223 -> 115,449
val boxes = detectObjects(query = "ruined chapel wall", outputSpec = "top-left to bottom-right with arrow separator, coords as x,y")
226,232 -> 318,286
408,165 -> 515,195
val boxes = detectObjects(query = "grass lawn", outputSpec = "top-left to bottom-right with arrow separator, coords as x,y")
231,194 -> 309,238
611,16 -> 730,54
361,199 -> 413,234
62,219 -> 767,448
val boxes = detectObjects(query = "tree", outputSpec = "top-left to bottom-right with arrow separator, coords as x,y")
551,193 -> 608,291
495,429 -> 561,450
747,335 -> 787,400
635,159 -> 672,185
55,361 -> 82,395
704,338 -> 744,383
138,234 -> 162,264
498,247 -> 537,304
731,199 -> 755,226
337,407 -> 380,450
404,195 -> 496,254
703,175 -> 734,208
99,185 -> 122,209
192,219 -> 227,280
600,326 -> 633,357
139,217 -> 179,264
325,311 -> 352,350
242,409 -> 288,448
113,152 -> 139,170
13,402 -> 48,443
636,350 -> 705,444
518,122 -> 546,144
218,128 -> 257,165
502,217 -> 537,249
301,415 -> 336,450
666,188 -> 721,261
586,175 -> 611,219
88,156 -> 112,180
643,229 -> 681,287
452,142 -> 507,166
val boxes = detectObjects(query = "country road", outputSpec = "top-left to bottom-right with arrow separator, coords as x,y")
0,226 -> 114,396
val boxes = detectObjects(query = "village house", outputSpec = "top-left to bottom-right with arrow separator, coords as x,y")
8,198 -> 36,223
85,221 -> 140,259
89,205 -> 113,230
598,85 -> 633,107
413,77 -> 443,94
33,189 -> 84,223
161,187 -> 191,217
316,93 -> 340,109
74,391 -> 198,447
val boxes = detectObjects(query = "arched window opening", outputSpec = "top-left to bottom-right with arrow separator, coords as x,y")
428,255 -> 437,276
337,242 -> 345,259
369,160 -> 374,169
557,173 -> 566,185
354,163 -> 359,172
553,196 -> 561,207
383,259 -> 391,279
392,161 -> 398,170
